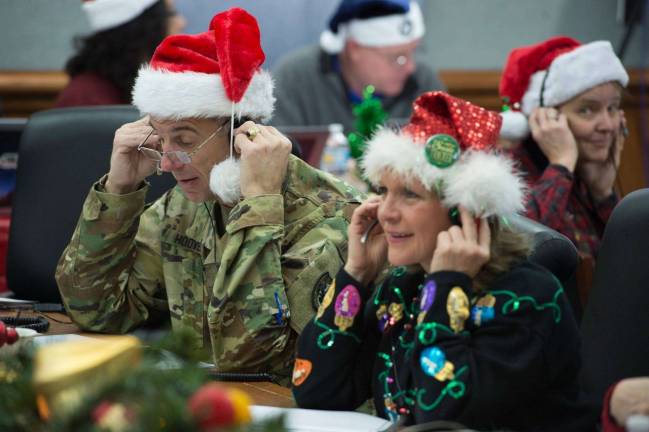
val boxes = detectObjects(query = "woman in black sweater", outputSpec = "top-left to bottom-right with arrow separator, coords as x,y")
292,91 -> 599,431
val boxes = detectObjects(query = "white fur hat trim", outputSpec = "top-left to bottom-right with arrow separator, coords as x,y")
362,128 -> 525,217
132,67 -> 275,122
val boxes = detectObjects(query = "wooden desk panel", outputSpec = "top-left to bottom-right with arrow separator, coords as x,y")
227,381 -> 294,408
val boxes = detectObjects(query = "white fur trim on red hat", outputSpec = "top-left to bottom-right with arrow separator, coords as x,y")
132,66 -> 275,122
443,151 -> 525,216
521,41 -> 629,114
361,128 -> 524,217
82,0 -> 158,33
361,129 -> 444,187
320,1 -> 425,54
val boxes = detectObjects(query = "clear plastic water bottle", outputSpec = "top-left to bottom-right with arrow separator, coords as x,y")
320,123 -> 350,177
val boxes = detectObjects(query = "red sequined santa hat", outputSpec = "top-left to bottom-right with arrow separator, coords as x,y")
132,7 -> 275,122
82,0 -> 158,33
362,91 -> 524,216
499,36 -> 628,140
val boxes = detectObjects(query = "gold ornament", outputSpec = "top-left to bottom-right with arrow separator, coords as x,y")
447,287 -> 470,333
388,303 -> 404,322
316,281 -> 336,319
33,336 -> 142,420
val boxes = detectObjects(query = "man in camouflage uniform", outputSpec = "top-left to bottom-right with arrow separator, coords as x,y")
55,8 -> 362,384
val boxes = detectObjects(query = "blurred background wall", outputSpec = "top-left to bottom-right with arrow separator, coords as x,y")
0,0 -> 644,71
0,0 -> 646,192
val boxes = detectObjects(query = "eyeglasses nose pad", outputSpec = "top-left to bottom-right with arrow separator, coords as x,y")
178,153 -> 191,164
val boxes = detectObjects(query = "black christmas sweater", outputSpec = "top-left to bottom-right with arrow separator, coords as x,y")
292,261 -> 599,431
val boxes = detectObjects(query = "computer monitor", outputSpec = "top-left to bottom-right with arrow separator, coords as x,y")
0,118 -> 25,206
0,118 -> 27,153
278,125 -> 330,168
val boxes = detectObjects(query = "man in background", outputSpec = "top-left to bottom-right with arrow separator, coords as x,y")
272,0 -> 444,132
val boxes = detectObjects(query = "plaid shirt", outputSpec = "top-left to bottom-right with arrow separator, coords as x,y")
511,139 -> 617,259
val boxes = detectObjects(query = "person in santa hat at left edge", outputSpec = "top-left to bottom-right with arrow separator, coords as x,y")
56,7 -> 363,385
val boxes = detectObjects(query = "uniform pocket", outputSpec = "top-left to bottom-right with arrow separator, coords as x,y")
283,239 -> 344,334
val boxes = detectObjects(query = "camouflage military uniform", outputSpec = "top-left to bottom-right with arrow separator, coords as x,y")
56,155 -> 362,383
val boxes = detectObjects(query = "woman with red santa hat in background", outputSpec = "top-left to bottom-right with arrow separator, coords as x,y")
499,36 -> 628,264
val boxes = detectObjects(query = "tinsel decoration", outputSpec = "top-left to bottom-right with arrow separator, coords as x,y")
347,85 -> 388,160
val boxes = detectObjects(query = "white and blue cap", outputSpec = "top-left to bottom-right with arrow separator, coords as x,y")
82,0 -> 159,33
320,0 -> 425,54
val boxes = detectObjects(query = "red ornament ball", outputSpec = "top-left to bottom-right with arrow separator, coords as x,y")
5,327 -> 18,345
0,321 -> 19,347
188,383 -> 236,430
0,321 -> 6,346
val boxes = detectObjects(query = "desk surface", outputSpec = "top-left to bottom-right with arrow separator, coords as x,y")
0,310 -> 295,408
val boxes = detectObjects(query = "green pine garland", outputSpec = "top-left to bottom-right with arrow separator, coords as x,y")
347,85 -> 388,160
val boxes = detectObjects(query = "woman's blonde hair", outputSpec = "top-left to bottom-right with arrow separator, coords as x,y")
473,217 -> 531,291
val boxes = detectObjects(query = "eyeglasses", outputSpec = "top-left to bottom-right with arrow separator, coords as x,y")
138,119 -> 229,165
364,46 -> 416,68
380,52 -> 413,68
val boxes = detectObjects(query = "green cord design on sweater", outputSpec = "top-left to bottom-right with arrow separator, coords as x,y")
489,277 -> 564,323
314,318 -> 361,350
417,321 -> 469,346
416,365 -> 468,411
377,353 -> 418,408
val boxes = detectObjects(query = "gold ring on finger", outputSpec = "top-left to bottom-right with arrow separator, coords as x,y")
246,126 -> 261,141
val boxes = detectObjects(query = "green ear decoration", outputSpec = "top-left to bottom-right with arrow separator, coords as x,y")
424,134 -> 461,168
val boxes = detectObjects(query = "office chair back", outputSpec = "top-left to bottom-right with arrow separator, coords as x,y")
7,106 -> 176,302
507,214 -> 579,283
507,214 -> 582,320
580,189 -> 649,401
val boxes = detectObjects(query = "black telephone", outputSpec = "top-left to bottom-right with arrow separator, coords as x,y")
448,207 -> 462,226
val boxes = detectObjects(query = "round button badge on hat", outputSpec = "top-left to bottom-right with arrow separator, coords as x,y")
424,134 -> 461,168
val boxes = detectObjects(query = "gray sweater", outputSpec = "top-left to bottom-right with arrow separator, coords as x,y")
272,45 -> 445,133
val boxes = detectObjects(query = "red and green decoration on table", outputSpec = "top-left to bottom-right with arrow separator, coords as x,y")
0,320 -> 19,347
0,330 -> 285,432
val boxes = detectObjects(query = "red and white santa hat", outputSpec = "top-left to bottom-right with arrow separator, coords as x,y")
132,7 -> 275,122
362,91 -> 525,217
499,36 -> 629,140
82,0 -> 158,33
